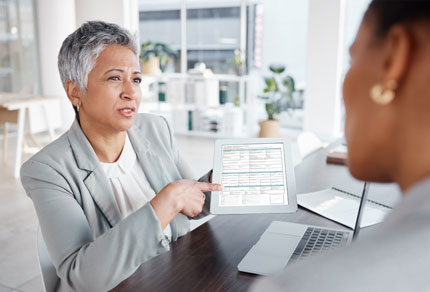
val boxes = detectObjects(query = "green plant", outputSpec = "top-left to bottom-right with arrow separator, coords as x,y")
226,49 -> 246,75
227,49 -> 245,66
140,41 -> 177,72
259,64 -> 295,120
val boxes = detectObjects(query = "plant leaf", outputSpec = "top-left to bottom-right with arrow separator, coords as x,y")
264,77 -> 278,92
283,76 -> 295,93
140,41 -> 177,59
269,64 -> 285,74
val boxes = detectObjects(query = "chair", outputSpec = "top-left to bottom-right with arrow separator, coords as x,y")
297,131 -> 324,159
37,227 -> 59,292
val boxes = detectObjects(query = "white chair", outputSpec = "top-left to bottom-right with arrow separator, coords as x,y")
297,131 -> 324,159
37,227 -> 59,292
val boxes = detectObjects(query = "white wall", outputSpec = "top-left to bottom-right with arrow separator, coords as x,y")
303,0 -> 346,139
34,0 -> 76,132
75,0 -> 139,36
259,0 -> 308,84
247,0 -> 309,127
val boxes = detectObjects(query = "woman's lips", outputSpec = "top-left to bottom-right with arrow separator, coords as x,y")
118,107 -> 135,117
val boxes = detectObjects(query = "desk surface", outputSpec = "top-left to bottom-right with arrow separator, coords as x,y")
111,143 -> 401,292
0,94 -> 59,110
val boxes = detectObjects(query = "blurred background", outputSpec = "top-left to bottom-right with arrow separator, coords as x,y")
0,0 -> 371,291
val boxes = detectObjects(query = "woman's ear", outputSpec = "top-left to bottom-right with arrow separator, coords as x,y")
65,80 -> 83,107
382,24 -> 412,87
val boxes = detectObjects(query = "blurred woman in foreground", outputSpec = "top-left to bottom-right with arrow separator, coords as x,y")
252,0 -> 430,291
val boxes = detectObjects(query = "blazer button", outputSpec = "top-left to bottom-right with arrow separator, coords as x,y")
161,239 -> 169,247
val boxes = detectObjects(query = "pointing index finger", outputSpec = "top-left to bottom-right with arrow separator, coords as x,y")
196,182 -> 223,192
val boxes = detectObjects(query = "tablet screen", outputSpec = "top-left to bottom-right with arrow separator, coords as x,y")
219,143 -> 288,207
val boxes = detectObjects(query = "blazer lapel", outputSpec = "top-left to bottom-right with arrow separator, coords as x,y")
128,127 -> 172,193
128,126 -> 185,241
83,167 -> 122,227
67,120 -> 122,227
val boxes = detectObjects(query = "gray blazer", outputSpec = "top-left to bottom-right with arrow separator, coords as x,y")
21,113 -> 212,292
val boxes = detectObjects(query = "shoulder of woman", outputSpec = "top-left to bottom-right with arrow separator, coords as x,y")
133,113 -> 172,135
134,113 -> 167,127
20,132 -> 75,192
23,132 -> 72,169
131,113 -> 173,148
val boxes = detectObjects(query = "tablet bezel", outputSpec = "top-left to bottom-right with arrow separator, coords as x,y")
210,138 -> 297,214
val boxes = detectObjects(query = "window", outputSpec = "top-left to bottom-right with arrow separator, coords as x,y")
138,0 -> 310,131
186,2 -> 241,74
139,0 -> 182,73
0,0 -> 39,93
138,0 -> 258,75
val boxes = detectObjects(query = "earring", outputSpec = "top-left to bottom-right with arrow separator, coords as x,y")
370,80 -> 397,105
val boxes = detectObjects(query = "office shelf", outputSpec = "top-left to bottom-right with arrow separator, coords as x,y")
140,73 -> 257,138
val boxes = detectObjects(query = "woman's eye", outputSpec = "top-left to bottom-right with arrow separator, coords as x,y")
133,78 -> 142,84
108,76 -> 120,81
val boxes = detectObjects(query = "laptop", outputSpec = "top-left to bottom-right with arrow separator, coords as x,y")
237,182 -> 370,275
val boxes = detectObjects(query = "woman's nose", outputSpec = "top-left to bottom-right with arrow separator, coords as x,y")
120,80 -> 140,100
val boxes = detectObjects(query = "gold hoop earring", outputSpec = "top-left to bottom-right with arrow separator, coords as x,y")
370,80 -> 397,105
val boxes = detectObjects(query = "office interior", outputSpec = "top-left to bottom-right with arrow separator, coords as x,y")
0,0 -> 388,291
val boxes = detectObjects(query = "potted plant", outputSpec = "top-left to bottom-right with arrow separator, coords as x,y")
258,64 -> 295,137
140,41 -> 177,75
226,49 -> 246,75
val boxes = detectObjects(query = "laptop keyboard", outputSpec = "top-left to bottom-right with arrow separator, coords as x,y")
288,227 -> 350,264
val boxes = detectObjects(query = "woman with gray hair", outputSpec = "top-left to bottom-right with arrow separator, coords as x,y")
20,21 -> 221,292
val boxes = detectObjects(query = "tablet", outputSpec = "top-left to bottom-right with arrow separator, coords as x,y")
210,138 -> 297,214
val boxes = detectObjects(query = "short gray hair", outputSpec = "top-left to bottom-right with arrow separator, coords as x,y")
58,21 -> 138,92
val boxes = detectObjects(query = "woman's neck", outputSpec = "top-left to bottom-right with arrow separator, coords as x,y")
79,120 -> 126,163
393,125 -> 430,193
395,156 -> 430,194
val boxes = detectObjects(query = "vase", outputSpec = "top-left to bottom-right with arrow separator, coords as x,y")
259,119 -> 280,137
140,57 -> 160,75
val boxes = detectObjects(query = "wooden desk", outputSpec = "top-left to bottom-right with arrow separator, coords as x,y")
0,94 -> 59,178
111,144 -> 401,292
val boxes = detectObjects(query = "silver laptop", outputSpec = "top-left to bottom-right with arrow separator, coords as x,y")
238,182 -> 370,275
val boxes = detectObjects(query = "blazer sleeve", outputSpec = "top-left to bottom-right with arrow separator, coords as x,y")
21,160 -> 169,292
159,116 -> 213,218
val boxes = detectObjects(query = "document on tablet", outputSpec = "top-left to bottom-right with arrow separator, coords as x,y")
220,143 -> 288,206
211,138 -> 297,214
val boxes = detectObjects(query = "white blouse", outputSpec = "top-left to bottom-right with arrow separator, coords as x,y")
100,134 -> 172,240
